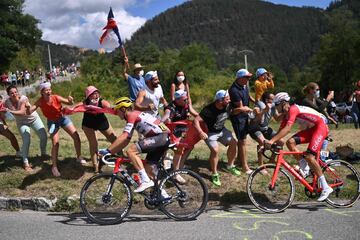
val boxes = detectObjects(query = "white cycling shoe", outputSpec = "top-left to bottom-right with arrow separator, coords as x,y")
317,187 -> 334,202
134,180 -> 154,193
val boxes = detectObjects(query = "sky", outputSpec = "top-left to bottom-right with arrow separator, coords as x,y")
23,0 -> 334,50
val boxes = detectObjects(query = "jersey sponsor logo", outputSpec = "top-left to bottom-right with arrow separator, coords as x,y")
311,134 -> 324,152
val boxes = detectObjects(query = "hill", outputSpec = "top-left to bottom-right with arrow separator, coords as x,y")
36,40 -> 98,69
127,0 -> 327,71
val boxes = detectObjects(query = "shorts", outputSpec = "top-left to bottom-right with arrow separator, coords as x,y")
47,116 -> 72,132
136,133 -> 170,164
230,117 -> 248,140
291,123 -> 329,155
205,127 -> 234,149
249,125 -> 277,140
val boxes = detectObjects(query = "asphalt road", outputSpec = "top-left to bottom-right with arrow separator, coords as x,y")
1,202 -> 359,240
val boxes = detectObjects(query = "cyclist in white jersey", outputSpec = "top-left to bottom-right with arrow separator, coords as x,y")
99,97 -> 170,193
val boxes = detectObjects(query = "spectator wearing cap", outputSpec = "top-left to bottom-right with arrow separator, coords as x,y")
229,69 -> 254,175
135,71 -> 168,118
194,90 -> 239,187
170,71 -> 192,105
3,85 -> 47,172
26,82 -> 85,177
254,68 -> 274,103
351,80 -> 360,129
123,56 -> 145,101
80,86 -> 117,172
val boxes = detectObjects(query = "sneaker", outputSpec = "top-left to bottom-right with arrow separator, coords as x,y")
225,166 -> 241,176
317,187 -> 334,202
245,169 -> 254,175
260,169 -> 269,175
211,173 -> 221,187
134,180 -> 154,193
174,174 -> 187,184
52,166 -> 61,177
76,157 -> 87,165
160,189 -> 172,201
23,164 -> 32,172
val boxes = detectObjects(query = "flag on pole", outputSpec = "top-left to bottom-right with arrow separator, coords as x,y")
99,7 -> 123,49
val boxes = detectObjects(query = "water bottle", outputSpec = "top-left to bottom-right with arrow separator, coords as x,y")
164,153 -> 173,170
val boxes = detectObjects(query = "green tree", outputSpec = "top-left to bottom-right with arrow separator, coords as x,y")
315,8 -> 360,95
0,0 -> 42,72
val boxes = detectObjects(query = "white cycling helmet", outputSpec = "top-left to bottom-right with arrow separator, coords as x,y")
274,92 -> 290,105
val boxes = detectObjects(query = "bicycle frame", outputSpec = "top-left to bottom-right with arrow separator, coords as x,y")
270,150 -> 344,194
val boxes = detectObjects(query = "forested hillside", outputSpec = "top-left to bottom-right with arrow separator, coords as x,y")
127,0 -> 327,71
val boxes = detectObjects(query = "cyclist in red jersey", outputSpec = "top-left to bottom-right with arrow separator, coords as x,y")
265,92 -> 333,202
99,97 -> 170,193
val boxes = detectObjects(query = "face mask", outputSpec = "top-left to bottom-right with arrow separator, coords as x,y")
314,90 -> 320,98
139,70 -> 144,76
177,76 -> 185,82
90,98 -> 99,105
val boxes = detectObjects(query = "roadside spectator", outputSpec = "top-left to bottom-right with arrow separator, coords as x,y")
170,71 -> 192,105
302,82 -> 337,125
194,90 -> 239,187
254,68 -> 274,102
351,80 -> 360,129
135,71 -> 167,118
248,92 -> 284,172
26,82 -> 85,177
81,86 -> 117,172
11,72 -> 17,85
24,70 -> 30,86
123,57 -> 145,101
229,69 -> 254,174
0,95 -> 21,160
161,89 -> 199,180
4,85 -> 47,172
1,73 -> 9,89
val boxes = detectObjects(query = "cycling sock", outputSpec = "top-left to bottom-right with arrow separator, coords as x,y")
319,175 -> 330,189
138,169 -> 151,183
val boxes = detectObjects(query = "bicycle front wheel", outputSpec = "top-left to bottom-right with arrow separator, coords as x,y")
247,164 -> 295,213
322,160 -> 360,208
80,173 -> 132,225
159,169 -> 208,220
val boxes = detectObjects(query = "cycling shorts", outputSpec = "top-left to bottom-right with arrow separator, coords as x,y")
291,122 -> 329,155
136,133 -> 170,163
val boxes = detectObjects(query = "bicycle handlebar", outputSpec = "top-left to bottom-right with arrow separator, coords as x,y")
261,141 -> 283,160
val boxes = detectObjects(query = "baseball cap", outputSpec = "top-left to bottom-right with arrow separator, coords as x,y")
236,69 -> 253,79
134,63 -> 144,69
256,68 -> 267,77
144,71 -> 157,82
214,90 -> 228,101
174,89 -> 187,99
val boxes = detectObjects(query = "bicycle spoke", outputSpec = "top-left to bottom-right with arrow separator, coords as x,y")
80,174 -> 132,225
247,164 -> 295,213
159,169 -> 208,220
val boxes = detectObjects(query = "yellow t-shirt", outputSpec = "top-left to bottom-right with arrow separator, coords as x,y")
254,79 -> 275,101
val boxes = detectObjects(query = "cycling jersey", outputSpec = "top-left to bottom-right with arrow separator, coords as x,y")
282,104 -> 328,154
124,110 -> 169,138
280,104 -> 327,129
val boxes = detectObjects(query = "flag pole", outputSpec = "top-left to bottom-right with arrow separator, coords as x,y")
121,45 -> 130,69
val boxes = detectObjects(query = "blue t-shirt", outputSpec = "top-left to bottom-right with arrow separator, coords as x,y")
127,75 -> 145,101
229,82 -> 250,120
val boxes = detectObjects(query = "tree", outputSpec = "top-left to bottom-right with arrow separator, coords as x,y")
314,8 -> 360,96
0,0 -> 42,72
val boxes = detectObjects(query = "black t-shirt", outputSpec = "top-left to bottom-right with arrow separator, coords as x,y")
199,102 -> 229,133
165,101 -> 189,122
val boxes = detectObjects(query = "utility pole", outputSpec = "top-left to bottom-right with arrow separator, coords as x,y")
47,45 -> 52,72
239,50 -> 255,89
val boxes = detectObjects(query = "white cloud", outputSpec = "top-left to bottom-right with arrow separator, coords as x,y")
24,0 -> 147,50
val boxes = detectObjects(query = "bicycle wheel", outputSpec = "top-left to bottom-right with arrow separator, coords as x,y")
159,169 -> 208,220
80,173 -> 132,225
247,164 -> 295,213
322,160 -> 360,208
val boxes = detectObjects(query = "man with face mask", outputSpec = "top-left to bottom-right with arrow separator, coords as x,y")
135,71 -> 168,118
123,56 -> 145,101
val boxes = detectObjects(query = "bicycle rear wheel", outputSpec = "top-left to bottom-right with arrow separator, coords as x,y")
247,164 -> 295,213
322,160 -> 360,208
80,173 -> 132,225
159,169 -> 208,220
